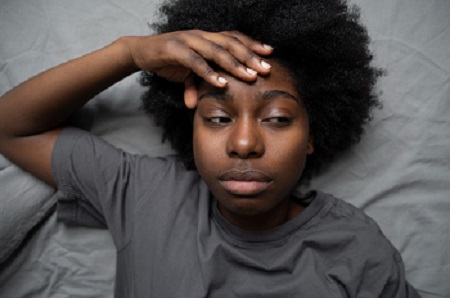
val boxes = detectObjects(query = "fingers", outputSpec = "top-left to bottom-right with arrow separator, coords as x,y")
204,31 -> 273,75
169,30 -> 272,88
193,30 -> 273,81
222,31 -> 274,61
167,38 -> 230,88
141,30 -> 274,107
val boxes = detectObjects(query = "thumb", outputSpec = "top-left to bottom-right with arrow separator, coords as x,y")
184,76 -> 198,109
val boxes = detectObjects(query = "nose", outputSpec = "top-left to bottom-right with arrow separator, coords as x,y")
227,119 -> 264,159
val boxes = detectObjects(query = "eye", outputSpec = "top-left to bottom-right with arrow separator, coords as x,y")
264,117 -> 292,123
205,117 -> 232,126
262,117 -> 293,127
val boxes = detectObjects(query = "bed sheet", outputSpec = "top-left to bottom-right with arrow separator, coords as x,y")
0,0 -> 449,297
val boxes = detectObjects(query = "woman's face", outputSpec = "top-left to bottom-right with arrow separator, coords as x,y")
193,61 -> 314,230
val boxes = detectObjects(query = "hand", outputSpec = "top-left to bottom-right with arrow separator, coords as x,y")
126,30 -> 273,108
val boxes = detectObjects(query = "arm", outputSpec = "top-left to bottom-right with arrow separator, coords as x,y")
0,31 -> 272,187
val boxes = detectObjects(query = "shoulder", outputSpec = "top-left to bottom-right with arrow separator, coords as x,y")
314,191 -> 383,234
308,191 -> 403,265
303,192 -> 412,295
54,126 -> 187,174
53,127 -> 201,197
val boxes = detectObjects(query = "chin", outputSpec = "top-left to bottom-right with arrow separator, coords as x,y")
219,195 -> 276,216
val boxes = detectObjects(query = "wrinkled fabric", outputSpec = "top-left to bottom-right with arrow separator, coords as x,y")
0,0 -> 449,297
52,127 -> 419,297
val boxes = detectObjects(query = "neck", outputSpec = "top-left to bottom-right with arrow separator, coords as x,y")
218,198 -> 304,231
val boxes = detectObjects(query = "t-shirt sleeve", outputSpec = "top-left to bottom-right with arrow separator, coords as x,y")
51,127 -> 172,249
326,197 -> 421,297
356,228 -> 421,298
378,252 -> 421,298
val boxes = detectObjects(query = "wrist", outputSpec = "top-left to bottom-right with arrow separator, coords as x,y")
111,36 -> 141,74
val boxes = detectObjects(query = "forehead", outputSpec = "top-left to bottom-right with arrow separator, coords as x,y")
197,60 -> 299,101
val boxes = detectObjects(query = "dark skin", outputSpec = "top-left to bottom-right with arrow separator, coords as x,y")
0,30 -> 272,187
0,30 -> 312,231
194,61 -> 314,230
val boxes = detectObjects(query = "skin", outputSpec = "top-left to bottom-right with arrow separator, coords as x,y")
0,29 -> 313,231
193,61 -> 314,230
0,30 -> 272,187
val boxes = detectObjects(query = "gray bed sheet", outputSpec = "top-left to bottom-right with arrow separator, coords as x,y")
1,0 -> 449,297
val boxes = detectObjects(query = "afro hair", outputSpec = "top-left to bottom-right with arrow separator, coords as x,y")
140,0 -> 382,181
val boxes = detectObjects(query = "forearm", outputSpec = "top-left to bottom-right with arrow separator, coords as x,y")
0,37 -> 137,139
0,30 -> 271,186
0,30 -> 272,140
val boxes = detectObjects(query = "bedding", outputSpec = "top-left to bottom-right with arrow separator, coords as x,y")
0,0 -> 449,297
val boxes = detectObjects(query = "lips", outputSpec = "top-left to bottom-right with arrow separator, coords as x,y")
218,170 -> 273,196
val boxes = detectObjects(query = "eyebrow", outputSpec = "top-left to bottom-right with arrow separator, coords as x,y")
259,90 -> 299,102
198,90 -> 299,102
198,91 -> 232,101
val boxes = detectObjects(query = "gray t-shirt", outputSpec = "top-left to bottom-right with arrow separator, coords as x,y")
52,127 -> 420,298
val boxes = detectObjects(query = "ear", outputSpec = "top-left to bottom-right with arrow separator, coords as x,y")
184,76 -> 198,109
307,134 -> 314,155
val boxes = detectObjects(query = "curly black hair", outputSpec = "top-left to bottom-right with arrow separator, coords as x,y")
140,0 -> 382,181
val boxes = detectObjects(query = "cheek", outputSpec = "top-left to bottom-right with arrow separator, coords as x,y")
192,117 -> 205,170
268,128 -> 310,178
193,117 -> 224,174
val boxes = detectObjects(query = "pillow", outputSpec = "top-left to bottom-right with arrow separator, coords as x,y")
0,156 -> 57,265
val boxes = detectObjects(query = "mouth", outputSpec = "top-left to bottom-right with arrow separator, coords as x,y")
218,170 -> 273,196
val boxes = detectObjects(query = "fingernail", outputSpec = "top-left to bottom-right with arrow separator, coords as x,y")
262,44 -> 273,50
217,76 -> 228,84
260,60 -> 271,69
246,67 -> 257,76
